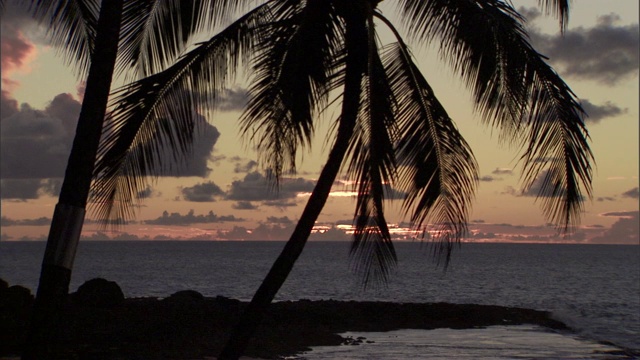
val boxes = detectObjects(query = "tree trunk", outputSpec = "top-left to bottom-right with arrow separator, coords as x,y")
218,8 -> 369,360
22,1 -> 123,358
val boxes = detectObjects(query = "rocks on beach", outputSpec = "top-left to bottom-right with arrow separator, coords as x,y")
71,277 -> 125,308
1,277 -> 569,359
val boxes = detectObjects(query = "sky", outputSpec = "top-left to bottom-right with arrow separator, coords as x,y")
1,1 -> 638,244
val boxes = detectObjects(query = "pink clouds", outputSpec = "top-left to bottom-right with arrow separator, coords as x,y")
1,29 -> 36,76
1,12 -> 38,92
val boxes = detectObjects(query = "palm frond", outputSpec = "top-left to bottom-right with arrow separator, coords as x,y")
117,0 -> 250,79
537,0 -> 570,31
347,16 -> 398,287
396,0 -> 591,231
90,4 -> 271,225
240,0 -> 343,183
26,0 -> 99,78
378,22 -> 477,263
397,0 -> 530,137
519,68 -> 593,231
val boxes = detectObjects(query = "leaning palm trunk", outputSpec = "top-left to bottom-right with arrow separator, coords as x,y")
23,1 -> 123,358
218,7 -> 368,359
217,121 -> 353,359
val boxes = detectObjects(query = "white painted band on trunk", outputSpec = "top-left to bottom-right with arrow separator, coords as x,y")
44,203 -> 86,269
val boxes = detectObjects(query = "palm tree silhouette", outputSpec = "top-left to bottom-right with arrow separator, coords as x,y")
90,1 -> 593,359
2,1 -> 244,357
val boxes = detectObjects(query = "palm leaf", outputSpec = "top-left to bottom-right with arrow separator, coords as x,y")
90,4 -> 271,225
520,70 -> 592,230
537,0 -> 570,31
378,11 -> 478,263
346,14 -> 398,287
25,0 -> 99,78
240,0 -> 343,182
396,0 -> 592,231
117,0 -> 249,78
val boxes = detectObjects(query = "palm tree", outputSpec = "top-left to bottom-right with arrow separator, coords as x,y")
3,1 -> 244,357
90,1 -> 593,359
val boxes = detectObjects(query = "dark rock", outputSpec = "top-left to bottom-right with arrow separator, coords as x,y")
72,278 -> 124,308
0,285 -> 34,311
1,296 -> 573,360
163,290 -> 204,303
215,295 -> 241,306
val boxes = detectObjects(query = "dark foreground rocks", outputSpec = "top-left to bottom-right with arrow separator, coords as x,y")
1,279 -> 568,359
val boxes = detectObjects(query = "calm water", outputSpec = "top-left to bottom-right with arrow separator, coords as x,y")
1,241 -> 639,355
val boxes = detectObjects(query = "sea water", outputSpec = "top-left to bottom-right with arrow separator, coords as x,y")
1,241 -> 639,357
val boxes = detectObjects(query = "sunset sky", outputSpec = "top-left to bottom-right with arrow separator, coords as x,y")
1,1 -> 638,244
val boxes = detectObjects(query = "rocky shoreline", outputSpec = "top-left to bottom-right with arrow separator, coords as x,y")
1,278 -> 569,359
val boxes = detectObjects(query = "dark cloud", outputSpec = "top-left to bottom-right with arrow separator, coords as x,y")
265,216 -> 293,225
520,170 -> 564,198
0,179 -> 59,199
220,226 -> 252,240
226,171 -> 315,201
195,87 -> 248,112
216,88 -> 248,112
234,160 -> 258,174
478,175 -> 498,182
621,187 -> 639,199
492,168 -> 513,176
590,211 -> 639,244
232,201 -> 258,210
40,178 -> 62,197
518,6 -> 542,23
597,196 -> 616,202
528,12 -> 639,85
136,185 -> 159,199
45,93 -> 82,134
581,99 -> 627,123
1,90 -> 19,119
0,179 -> 40,200
1,94 -> 80,179
80,231 -> 152,241
226,172 -> 271,201
145,209 -> 243,225
1,216 -> 51,226
180,181 -> 224,202
502,170 -> 584,199
158,115 -> 220,177
262,199 -> 299,208
217,223 -> 299,241
0,4 -> 47,43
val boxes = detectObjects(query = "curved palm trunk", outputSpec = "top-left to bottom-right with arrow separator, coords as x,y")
23,1 -> 123,358
218,8 -> 369,360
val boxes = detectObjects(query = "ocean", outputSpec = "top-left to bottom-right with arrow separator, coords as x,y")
1,241 -> 639,358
